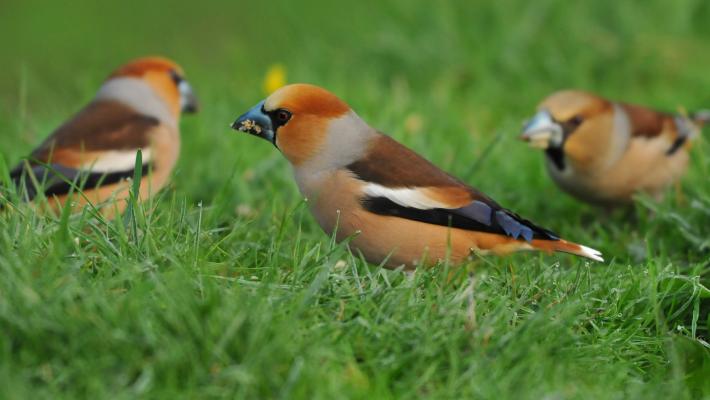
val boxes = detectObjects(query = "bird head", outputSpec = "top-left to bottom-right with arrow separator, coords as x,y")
520,90 -> 609,150
106,56 -> 199,118
231,84 -> 356,165
520,90 -> 613,170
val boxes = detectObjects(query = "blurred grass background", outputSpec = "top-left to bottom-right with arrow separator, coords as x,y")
1,0 -> 709,398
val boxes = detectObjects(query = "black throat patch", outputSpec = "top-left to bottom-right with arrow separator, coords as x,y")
545,147 -> 566,170
543,117 -> 581,171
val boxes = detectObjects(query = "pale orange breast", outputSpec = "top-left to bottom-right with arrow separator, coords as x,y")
302,170 -> 536,268
551,135 -> 689,205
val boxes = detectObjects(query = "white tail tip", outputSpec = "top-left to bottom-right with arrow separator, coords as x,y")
578,245 -> 604,262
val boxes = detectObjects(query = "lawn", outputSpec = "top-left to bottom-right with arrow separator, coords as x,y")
1,0 -> 709,398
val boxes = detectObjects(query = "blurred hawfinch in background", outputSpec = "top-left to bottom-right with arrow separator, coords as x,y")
520,90 -> 708,207
7,56 -> 198,216
231,84 -> 602,268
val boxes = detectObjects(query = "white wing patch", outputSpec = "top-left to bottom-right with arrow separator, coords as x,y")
81,149 -> 152,173
362,183 -> 449,210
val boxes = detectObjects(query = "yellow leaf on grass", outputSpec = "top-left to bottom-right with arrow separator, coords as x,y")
263,64 -> 287,95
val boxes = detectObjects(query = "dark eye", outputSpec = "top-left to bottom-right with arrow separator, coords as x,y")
569,115 -> 583,126
275,109 -> 292,124
169,70 -> 183,86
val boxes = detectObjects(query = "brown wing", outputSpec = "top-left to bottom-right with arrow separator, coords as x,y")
10,100 -> 157,200
621,103 -> 673,138
345,133 -> 465,188
348,134 -> 559,241
30,99 -> 159,163
621,103 -> 697,155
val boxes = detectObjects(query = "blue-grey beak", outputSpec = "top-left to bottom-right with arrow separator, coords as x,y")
520,109 -> 564,149
231,100 -> 275,143
179,80 -> 199,114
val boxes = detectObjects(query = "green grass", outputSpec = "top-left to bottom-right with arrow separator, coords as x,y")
1,0 -> 710,398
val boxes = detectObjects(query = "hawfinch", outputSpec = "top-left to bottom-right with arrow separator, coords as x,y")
520,90 -> 708,206
7,56 -> 198,216
231,84 -> 602,268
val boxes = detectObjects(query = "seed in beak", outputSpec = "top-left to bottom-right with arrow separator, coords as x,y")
529,134 -> 552,149
239,119 -> 262,134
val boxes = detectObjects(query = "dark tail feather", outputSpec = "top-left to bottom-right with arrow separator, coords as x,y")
4,161 -> 150,206
1,165 -> 26,209
9,163 -> 40,202
5,161 -> 74,204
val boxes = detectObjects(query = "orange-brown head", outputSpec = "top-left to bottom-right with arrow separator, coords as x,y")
106,56 -> 199,118
520,90 -> 613,170
231,84 -> 353,165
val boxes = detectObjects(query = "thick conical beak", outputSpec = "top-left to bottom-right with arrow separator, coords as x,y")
520,109 -> 563,149
231,100 -> 275,144
179,80 -> 199,113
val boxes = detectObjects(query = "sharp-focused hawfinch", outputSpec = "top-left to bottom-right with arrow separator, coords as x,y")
6,56 -> 198,216
520,90 -> 707,206
231,84 -> 602,268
